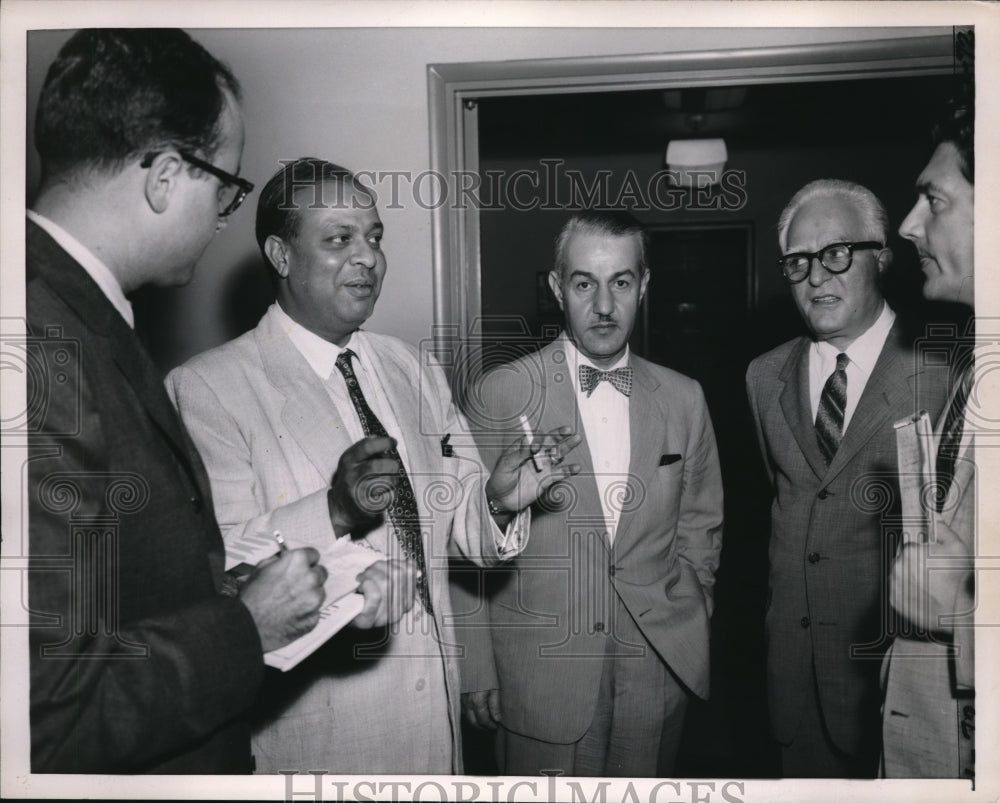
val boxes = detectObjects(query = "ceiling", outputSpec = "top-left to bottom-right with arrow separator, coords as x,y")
478,74 -> 961,156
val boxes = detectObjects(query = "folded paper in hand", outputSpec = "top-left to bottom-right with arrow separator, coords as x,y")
894,409 -> 936,545
225,532 -> 383,672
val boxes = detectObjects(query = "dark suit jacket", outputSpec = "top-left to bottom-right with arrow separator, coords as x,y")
463,340 -> 723,744
25,220 -> 263,773
746,320 -> 948,757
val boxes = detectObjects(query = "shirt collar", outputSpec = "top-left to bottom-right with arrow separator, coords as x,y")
28,210 -> 135,328
273,302 -> 364,380
813,301 -> 895,376
561,333 -> 630,392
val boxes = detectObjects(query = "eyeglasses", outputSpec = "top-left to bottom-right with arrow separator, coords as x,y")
777,241 -> 883,284
140,150 -> 255,217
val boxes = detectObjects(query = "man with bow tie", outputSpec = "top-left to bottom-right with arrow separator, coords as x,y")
462,210 -> 724,776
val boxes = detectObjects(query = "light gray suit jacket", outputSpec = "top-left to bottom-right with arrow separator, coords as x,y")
166,305 -> 509,773
746,321 -> 948,757
462,340 -> 723,744
881,375 -> 975,779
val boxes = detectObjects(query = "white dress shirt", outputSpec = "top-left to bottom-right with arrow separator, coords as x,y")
273,303 -> 524,551
563,337 -> 631,541
28,210 -> 134,328
809,301 -> 896,431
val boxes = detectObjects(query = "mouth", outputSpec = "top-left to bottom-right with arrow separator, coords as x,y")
343,280 -> 376,296
809,295 -> 841,307
590,321 -> 618,331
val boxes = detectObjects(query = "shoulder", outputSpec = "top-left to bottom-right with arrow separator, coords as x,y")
747,337 -> 803,381
359,330 -> 421,368
167,327 -> 261,396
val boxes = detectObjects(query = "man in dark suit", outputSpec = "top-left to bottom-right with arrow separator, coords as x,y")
882,102 -> 976,779
462,211 -> 724,776
746,179 -> 948,777
25,29 -> 329,773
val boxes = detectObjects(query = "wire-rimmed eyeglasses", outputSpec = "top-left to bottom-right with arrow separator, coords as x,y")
140,150 -> 254,217
777,241 -> 883,284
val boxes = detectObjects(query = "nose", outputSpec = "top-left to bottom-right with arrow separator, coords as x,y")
593,283 -> 614,316
898,201 -> 923,242
352,239 -> 378,268
806,255 -> 831,287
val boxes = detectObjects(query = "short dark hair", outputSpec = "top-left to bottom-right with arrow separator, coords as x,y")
932,100 -> 974,185
254,158 -> 374,264
554,211 -> 649,276
35,29 -> 240,183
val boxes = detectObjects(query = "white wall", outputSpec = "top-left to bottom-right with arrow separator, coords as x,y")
26,26 -> 945,358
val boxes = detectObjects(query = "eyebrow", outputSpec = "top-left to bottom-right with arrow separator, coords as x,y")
569,269 -> 636,281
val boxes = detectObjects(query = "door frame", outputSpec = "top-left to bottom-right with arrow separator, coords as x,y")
427,32 -> 957,363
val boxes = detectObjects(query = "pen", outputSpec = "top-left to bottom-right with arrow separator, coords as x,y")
273,530 -> 288,553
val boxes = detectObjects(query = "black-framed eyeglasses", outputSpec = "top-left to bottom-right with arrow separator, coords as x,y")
777,241 -> 883,284
140,150 -> 255,217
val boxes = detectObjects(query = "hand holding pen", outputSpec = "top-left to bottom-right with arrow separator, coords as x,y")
238,529 -> 328,653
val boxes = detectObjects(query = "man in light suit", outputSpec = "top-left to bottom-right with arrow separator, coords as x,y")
747,179 -> 948,777
462,211 -> 724,776
25,29 -> 327,773
166,158 -> 580,774
882,102 -> 976,779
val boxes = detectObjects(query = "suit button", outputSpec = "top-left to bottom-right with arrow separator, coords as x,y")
190,496 -> 202,512
817,489 -> 829,500
800,616 -> 811,628
608,565 -> 616,577
594,622 -> 605,633
415,678 -> 426,691
808,552 -> 821,564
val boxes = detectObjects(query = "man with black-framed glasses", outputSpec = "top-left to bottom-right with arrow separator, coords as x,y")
25,29 -> 327,774
745,179 -> 948,777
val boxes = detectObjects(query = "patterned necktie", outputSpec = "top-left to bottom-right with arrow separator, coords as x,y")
579,364 -> 633,397
335,349 -> 433,615
815,352 -> 849,466
935,363 -> 973,513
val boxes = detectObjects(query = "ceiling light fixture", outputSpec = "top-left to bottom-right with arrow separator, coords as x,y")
665,138 -> 728,187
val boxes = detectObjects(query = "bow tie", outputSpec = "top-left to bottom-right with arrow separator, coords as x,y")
579,364 -> 633,397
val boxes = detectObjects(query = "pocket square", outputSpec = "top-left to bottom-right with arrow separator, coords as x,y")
659,454 -> 682,466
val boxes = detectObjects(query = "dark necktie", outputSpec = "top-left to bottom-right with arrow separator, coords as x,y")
579,364 -> 633,397
815,352 -> 849,466
335,349 -> 433,615
935,363 -> 973,512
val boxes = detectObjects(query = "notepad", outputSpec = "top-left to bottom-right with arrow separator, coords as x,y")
224,532 -> 384,671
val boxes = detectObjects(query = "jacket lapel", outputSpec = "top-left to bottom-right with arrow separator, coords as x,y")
254,307 -> 354,478
824,324 -> 912,483
778,337 -> 827,480
27,220 -> 206,494
538,342 -> 606,545
614,358 -> 664,550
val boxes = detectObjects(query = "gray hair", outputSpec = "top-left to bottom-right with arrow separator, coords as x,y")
777,179 -> 888,253
554,211 -> 649,276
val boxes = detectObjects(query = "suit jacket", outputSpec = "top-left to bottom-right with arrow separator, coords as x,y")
881,377 -> 975,778
746,321 -> 948,757
462,340 -> 724,744
25,220 -> 263,773
165,304 -> 511,773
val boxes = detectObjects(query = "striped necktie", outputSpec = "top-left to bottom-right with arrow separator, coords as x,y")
815,352 -> 849,466
335,349 -> 433,615
935,363 -> 973,513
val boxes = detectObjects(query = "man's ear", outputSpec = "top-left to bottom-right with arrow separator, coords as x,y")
547,270 -> 565,310
264,235 -> 291,278
142,152 -> 184,214
876,247 -> 893,276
